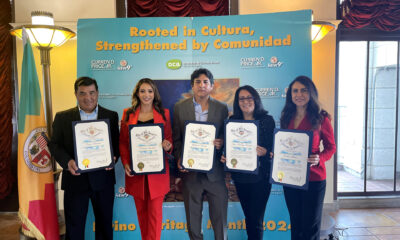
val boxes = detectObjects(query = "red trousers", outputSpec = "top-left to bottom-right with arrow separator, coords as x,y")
134,177 -> 164,240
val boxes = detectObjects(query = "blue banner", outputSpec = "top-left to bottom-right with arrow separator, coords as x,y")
77,10 -> 311,239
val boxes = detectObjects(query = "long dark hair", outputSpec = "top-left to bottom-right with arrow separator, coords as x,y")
124,78 -> 166,121
231,85 -> 268,120
280,76 -> 330,129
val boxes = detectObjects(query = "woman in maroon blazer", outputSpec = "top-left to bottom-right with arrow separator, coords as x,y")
119,78 -> 172,240
280,76 -> 336,240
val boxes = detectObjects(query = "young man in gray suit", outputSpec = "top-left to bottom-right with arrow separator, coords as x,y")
173,68 -> 229,240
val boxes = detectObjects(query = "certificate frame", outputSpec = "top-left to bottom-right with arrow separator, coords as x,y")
181,121 -> 217,173
270,128 -> 313,190
223,119 -> 259,174
128,123 -> 166,175
72,119 -> 114,173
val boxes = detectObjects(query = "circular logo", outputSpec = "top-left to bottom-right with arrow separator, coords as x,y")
118,186 -> 126,194
23,127 -> 52,173
120,60 -> 128,67
270,56 -> 278,64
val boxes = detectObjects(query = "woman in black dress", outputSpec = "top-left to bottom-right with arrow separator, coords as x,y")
221,85 -> 275,240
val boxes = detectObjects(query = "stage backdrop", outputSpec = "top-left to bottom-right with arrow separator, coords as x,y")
77,10 -> 311,239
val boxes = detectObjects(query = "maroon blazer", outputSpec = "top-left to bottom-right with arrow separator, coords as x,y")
119,107 -> 172,200
288,115 -> 336,181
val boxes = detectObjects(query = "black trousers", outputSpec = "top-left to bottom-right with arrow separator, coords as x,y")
64,185 -> 115,240
283,180 -> 326,240
235,179 -> 272,240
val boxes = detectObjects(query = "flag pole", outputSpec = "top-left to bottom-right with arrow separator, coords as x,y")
38,47 -> 53,153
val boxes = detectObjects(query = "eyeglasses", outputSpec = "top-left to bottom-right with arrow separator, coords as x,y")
238,96 -> 254,102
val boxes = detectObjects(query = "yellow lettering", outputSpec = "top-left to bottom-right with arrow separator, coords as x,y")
250,39 -> 259,47
274,39 -> 282,46
230,41 -> 241,48
201,26 -> 209,36
170,220 -> 176,229
214,39 -> 221,49
179,40 -> 187,50
176,222 -> 184,230
207,220 -> 212,229
131,43 -> 139,53
283,34 -> 291,45
267,220 -> 276,231
237,220 -> 242,230
148,29 -> 155,37
242,26 -> 250,34
128,224 -> 136,231
130,27 -> 138,36
96,41 -> 103,51
228,221 -> 236,229
113,221 -> 118,231
119,223 -> 127,231
265,36 -> 273,46
123,43 -> 131,51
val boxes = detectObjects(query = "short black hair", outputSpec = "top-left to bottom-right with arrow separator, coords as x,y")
74,76 -> 98,92
232,85 -> 268,119
190,68 -> 214,86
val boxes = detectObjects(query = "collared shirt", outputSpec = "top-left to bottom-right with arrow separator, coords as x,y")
78,104 -> 98,120
193,97 -> 208,122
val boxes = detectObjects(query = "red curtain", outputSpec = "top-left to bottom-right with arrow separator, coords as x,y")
341,0 -> 400,31
0,0 -> 14,199
127,0 -> 229,17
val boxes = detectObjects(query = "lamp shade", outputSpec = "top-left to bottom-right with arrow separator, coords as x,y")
312,21 -> 336,44
10,25 -> 76,48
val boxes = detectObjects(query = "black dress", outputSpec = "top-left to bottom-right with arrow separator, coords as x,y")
230,112 -> 275,240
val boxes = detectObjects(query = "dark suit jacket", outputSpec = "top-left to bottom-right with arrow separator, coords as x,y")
173,97 -> 228,182
49,105 -> 120,192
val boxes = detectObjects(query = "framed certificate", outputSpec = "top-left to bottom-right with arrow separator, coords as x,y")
129,124 -> 165,175
181,121 -> 217,172
72,119 -> 114,173
224,120 -> 259,174
270,128 -> 312,189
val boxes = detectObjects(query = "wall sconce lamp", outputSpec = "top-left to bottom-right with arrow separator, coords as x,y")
312,21 -> 336,44
10,11 -> 76,138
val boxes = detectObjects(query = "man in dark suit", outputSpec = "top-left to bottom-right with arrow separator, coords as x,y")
173,68 -> 229,240
49,76 -> 119,240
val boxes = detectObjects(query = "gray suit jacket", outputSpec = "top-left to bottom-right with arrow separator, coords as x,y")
173,97 -> 228,182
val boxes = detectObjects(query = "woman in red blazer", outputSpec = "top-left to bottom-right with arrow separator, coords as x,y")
119,78 -> 172,240
280,76 -> 336,240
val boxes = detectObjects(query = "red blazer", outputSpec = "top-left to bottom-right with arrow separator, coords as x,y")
119,107 -> 172,200
288,115 -> 336,181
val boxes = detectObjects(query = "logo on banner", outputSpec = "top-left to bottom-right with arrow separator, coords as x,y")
116,186 -> 129,198
166,59 -> 182,70
267,56 -> 283,68
91,59 -> 115,70
118,60 -> 132,71
240,57 -> 265,68
23,127 -> 52,173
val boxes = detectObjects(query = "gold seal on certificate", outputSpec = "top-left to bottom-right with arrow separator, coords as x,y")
270,129 -> 312,189
129,124 -> 165,175
72,119 -> 114,173
182,122 -> 216,172
224,120 -> 258,173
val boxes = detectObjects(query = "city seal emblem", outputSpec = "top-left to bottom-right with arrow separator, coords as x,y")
23,127 -> 52,173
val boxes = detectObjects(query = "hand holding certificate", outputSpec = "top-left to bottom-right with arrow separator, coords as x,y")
72,119 -> 114,173
129,124 -> 165,175
270,129 -> 312,189
224,120 -> 259,173
182,121 -> 216,172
